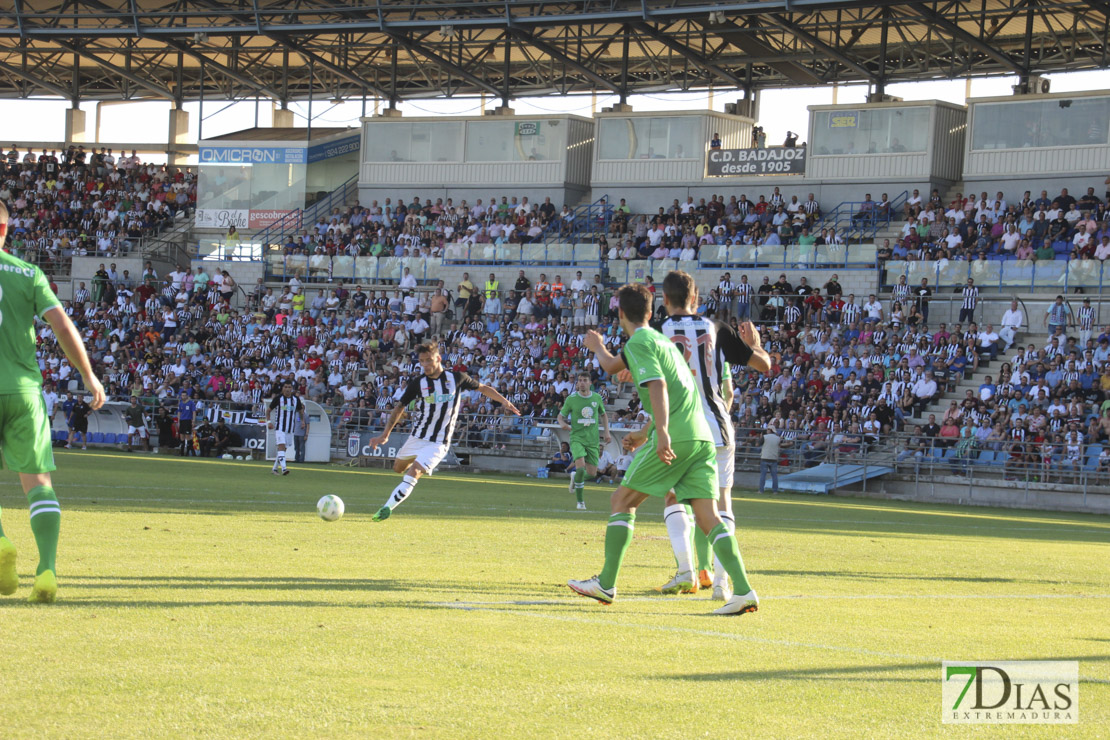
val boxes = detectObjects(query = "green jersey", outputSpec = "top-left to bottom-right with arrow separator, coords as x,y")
620,326 -> 712,444
0,251 -> 61,394
560,391 -> 606,445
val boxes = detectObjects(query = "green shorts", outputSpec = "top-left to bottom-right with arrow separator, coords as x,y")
622,438 -> 718,501
0,392 -> 57,475
569,440 -> 599,467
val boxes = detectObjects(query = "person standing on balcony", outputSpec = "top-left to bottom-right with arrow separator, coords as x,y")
959,278 -> 978,324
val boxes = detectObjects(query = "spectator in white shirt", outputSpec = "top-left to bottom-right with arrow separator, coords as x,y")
1000,300 -> 1024,349
399,267 -> 417,290
1000,224 -> 1021,253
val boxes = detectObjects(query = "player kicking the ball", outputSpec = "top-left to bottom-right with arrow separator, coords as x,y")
652,271 -> 770,600
558,373 -> 611,510
369,342 -> 519,521
268,382 -> 305,475
0,201 -> 106,603
568,283 -> 759,616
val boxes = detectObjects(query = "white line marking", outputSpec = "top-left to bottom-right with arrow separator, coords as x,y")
7,483 -> 1106,535
437,594 -> 1110,607
431,602 -> 1110,684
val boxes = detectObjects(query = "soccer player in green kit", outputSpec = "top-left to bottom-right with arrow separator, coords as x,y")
0,201 -> 105,603
558,373 -> 612,510
568,283 -> 758,616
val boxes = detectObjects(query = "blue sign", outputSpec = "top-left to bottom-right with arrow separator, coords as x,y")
199,134 -> 359,165
307,135 -> 361,164
198,146 -> 305,164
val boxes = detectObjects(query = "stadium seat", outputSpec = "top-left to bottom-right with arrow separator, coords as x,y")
89,433 -> 104,444
1085,445 -> 1103,471
976,450 -> 996,465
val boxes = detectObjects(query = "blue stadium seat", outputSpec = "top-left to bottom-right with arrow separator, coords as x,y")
89,433 -> 104,444
977,450 -> 996,465
116,433 -> 130,444
1085,444 -> 1103,471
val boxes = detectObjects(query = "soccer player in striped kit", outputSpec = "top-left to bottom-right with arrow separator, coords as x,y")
652,271 -> 771,600
268,381 -> 305,475
369,342 -> 519,522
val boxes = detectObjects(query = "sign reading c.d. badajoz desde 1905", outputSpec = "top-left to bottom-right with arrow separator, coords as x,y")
707,146 -> 806,176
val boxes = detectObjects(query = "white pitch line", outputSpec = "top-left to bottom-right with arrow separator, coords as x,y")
437,593 -> 1110,606
7,484 -> 1107,536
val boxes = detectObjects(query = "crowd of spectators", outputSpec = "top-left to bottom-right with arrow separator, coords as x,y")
1,144 -> 196,276
878,185 -> 1110,265
7,164 -> 1110,481
270,188 -> 836,266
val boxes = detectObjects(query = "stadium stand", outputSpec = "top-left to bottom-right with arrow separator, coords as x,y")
1,144 -> 196,278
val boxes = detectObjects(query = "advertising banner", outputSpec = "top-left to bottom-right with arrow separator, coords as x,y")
346,431 -> 460,465
706,146 -> 806,176
249,209 -> 295,229
195,208 -> 249,229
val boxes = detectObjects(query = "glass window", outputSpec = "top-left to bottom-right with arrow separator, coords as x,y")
362,122 -> 463,162
597,117 -> 701,159
971,97 -> 1110,150
251,163 -> 305,211
196,163 -> 253,210
464,120 -> 564,162
812,107 -> 930,155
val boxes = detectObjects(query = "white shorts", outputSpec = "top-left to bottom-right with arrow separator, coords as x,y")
274,430 -> 294,447
396,436 -> 450,474
716,444 -> 736,490
127,425 -> 148,438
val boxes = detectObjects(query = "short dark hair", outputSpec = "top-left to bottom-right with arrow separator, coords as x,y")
577,372 -> 591,380
416,341 -> 439,357
618,283 -> 652,324
662,270 -> 696,309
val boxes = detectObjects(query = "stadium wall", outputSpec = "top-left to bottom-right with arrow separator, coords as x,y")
834,476 -> 1110,515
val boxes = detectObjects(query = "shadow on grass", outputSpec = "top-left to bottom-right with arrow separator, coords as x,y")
664,653 -> 1110,683
755,569 -> 1076,586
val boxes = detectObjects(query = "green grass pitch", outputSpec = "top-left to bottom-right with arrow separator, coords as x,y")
1,451 -> 1107,738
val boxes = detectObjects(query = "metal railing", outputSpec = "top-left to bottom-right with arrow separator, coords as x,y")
881,258 -> 1108,292
544,193 -> 614,245
442,242 -> 603,267
814,190 -> 909,243
696,242 -> 877,268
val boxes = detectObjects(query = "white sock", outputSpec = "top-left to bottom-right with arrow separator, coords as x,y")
385,475 -> 418,510
277,451 -> 287,471
663,504 -> 694,574
713,511 -> 736,586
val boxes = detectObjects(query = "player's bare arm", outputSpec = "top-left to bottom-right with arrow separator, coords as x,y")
43,306 -> 105,409
369,404 -> 407,448
583,330 -> 626,375
600,404 -> 612,445
736,321 -> 772,374
644,379 -> 674,465
478,384 -> 520,416
557,413 -> 572,431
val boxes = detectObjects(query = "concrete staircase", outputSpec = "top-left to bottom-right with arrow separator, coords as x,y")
918,329 -> 1022,420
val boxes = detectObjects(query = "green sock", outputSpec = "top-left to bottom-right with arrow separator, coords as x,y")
598,513 -> 635,590
694,528 -> 712,572
709,522 -> 751,595
574,468 -> 586,504
27,486 -> 61,576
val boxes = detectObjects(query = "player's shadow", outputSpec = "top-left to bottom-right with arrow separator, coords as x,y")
664,660 -> 938,683
51,574 -> 528,598
754,569 -> 1071,585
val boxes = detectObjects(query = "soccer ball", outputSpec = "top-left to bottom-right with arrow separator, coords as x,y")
317,495 -> 344,522
235,455 -> 245,460
221,453 -> 233,460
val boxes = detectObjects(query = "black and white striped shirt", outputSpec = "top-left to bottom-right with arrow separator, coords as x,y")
843,302 -> 861,324
1078,306 -> 1094,330
398,370 -> 481,445
962,286 -> 979,310
268,393 -> 303,434
659,315 -> 754,448
736,282 -> 754,305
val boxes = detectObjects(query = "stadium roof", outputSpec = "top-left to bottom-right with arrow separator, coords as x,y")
0,0 -> 1106,102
